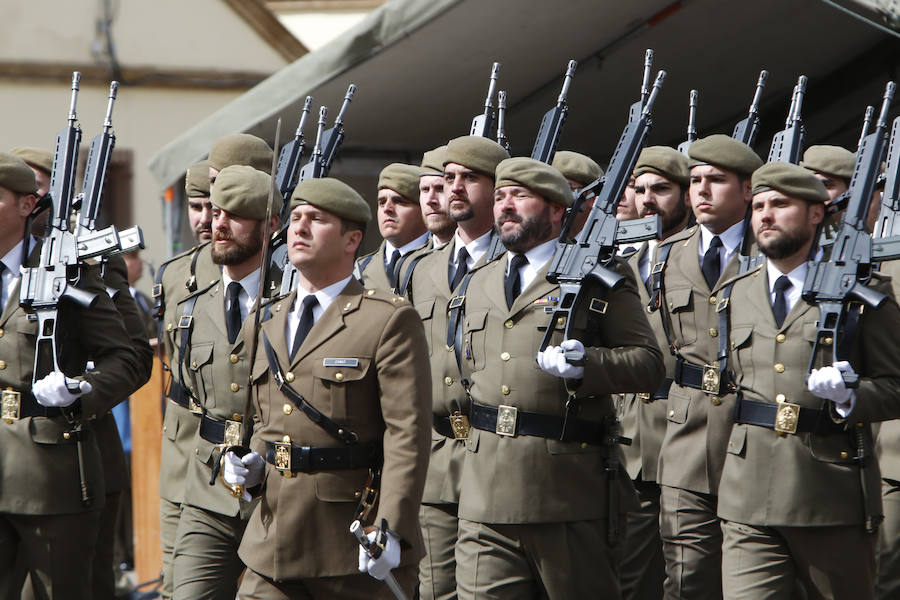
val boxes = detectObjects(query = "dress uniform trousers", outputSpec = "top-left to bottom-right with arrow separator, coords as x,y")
173,504 -> 248,600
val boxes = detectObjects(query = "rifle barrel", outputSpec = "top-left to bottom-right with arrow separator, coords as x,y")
640,49 -> 654,105
103,81 -> 118,130
558,60 -> 577,104
334,84 -> 357,127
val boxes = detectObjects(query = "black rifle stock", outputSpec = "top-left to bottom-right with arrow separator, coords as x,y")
801,82 -> 896,386
531,59 -> 577,163
496,91 -> 510,152
767,75 -> 807,163
677,89 -> 699,156
732,70 -> 767,147
470,62 -> 500,138
275,96 -> 312,225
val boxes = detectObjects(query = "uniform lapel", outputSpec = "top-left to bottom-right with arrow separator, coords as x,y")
746,266 -> 775,328
290,279 -> 360,367
431,243 -> 454,296
207,282 -> 228,339
0,278 -> 21,328
675,228 -> 710,293
261,290 -> 293,366
510,260 -> 555,316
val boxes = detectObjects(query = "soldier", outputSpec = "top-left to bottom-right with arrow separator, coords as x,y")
9,146 -> 51,238
356,163 -> 428,290
717,161 -> 900,598
408,135 -> 508,600
223,177 -> 430,599
618,146 -> 692,600
618,175 -> 640,221
155,134 -> 273,600
551,150 -> 603,235
455,157 -> 663,599
652,134 -> 762,599
419,145 -> 455,248
799,145 -> 855,205
171,165 -> 279,599
185,160 -> 213,243
0,153 -> 148,599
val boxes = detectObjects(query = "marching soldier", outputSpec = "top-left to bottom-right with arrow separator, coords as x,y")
653,134 -> 762,599
223,177 -> 431,599
408,135 -> 508,600
356,163 -> 428,290
418,145 -> 455,248
551,150 -> 603,235
0,153 -> 148,599
171,166 -> 279,599
9,146 -> 52,237
185,160 -> 213,243
717,162 -> 900,598
455,157 -> 663,599
617,146 -> 692,600
799,145 -> 855,204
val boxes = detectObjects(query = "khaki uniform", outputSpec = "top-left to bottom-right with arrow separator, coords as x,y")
717,263 -> 900,599
456,255 -> 663,599
237,279 -> 430,599
0,244 -> 147,600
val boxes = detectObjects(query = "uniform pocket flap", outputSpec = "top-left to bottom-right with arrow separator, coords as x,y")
312,358 -> 371,383
315,470 -> 366,502
415,298 -> 435,321
802,322 -> 820,343
666,287 -> 693,312
29,417 -> 75,445
189,342 -> 214,371
666,386 -> 689,424
162,404 -> 180,441
464,309 -> 489,332
731,325 -> 753,349
727,425 -> 747,456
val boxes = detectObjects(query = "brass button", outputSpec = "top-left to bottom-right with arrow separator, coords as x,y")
824,337 -> 833,346
367,289 -> 375,296
774,363 -> 785,373
504,320 -> 514,329
775,393 -> 786,403
668,410 -> 675,418
0,361 -> 6,370
355,490 -> 362,498
0,328 -> 4,338
501,384 -> 510,395
63,432 -> 71,440
275,304 -> 282,311
444,376 -> 454,386
195,448 -> 199,454
283,404 -> 292,415
230,382 -> 240,392
857,422 -> 864,429
711,396 -> 721,406
776,333 -> 786,343
557,317 -> 565,327
167,323 -> 174,331
345,302 -> 353,309
709,328 -> 717,338
840,451 -> 849,459
709,296 -> 717,305
229,354 -> 239,364
163,426 -> 167,433
500,352 -> 510,361
232,413 -> 242,421
580,442 -> 588,449
285,372 -> 295,383
335,372 -> 344,381
282,435 -> 291,443
191,361 -> 198,369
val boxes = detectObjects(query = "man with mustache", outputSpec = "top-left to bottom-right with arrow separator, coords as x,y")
455,157 -> 662,599
185,160 -> 213,243
652,134 -> 762,599
419,145 -> 456,248
617,146 -> 692,600
716,161 -> 900,598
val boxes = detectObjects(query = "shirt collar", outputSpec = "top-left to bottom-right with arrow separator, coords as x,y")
452,229 -> 493,265
699,220 -> 744,255
507,238 -> 556,273
766,260 -> 807,295
222,267 -> 261,301
295,274 -> 353,313
0,237 -> 27,276
386,232 -> 429,257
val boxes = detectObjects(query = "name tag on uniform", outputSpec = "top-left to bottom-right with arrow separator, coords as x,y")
323,358 -> 359,368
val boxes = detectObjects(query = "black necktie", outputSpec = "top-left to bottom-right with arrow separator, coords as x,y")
0,262 -> 6,308
449,246 -> 470,290
290,295 -> 319,360
504,254 -> 529,309
772,275 -> 792,328
385,249 -> 401,283
225,281 -> 243,344
701,236 -> 723,289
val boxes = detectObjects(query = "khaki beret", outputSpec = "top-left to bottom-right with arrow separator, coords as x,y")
444,136 -> 510,178
633,146 -> 690,187
290,177 -> 371,224
378,163 -> 421,201
495,157 -> 573,207
210,165 -> 278,220
10,146 -> 53,174
688,134 -> 763,177
420,145 -> 447,177
0,153 -> 37,195
751,161 -> 828,204
185,160 -> 211,197
800,145 -> 856,180
208,134 -> 273,174
551,150 -> 603,186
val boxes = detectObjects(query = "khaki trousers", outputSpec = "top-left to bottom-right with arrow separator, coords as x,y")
875,478 -> 900,599
237,566 -> 418,600
722,519 -> 875,600
159,498 -> 182,600
659,485 -> 722,600
419,503 -> 460,600
172,503 -> 248,600
620,479 -> 665,600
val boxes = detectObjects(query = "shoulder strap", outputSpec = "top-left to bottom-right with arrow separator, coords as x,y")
447,271 -> 477,377
716,282 -> 736,392
396,252 -> 428,300
175,293 -> 202,406
646,242 -> 679,357
152,259 -> 172,372
354,254 -> 375,283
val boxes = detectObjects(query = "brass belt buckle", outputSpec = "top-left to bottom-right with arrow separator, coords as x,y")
274,437 -> 293,477
701,364 -> 720,395
774,401 -> 800,435
224,420 -> 243,446
2,388 -> 21,424
496,405 -> 518,437
636,392 -> 651,403
449,411 -> 470,440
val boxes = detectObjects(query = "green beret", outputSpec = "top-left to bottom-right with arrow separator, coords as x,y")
208,134 -> 273,174
210,165 -> 278,220
0,153 -> 37,195
378,163 -> 421,201
290,177 -> 371,224
551,151 -> 603,186
495,157 -> 573,207
633,146 -> 690,187
800,145 -> 855,180
185,160 -> 210,197
443,136 -> 510,178
751,161 -> 828,204
10,146 -> 53,174
688,134 -> 763,177
420,145 -> 447,177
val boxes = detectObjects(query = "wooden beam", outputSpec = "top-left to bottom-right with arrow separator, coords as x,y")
222,0 -> 309,62
267,0 -> 385,12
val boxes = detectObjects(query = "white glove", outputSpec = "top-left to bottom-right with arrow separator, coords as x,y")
223,451 -> 264,501
807,360 -> 856,417
536,339 -> 585,379
357,529 -> 402,580
33,371 -> 92,408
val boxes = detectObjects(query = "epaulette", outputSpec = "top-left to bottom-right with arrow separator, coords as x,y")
659,224 -> 697,247
175,277 -> 217,305
719,262 -> 762,289
362,287 -> 409,306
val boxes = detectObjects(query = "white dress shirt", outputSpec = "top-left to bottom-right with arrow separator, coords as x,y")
506,238 -> 557,293
286,275 -> 353,352
222,268 -> 261,324
765,260 -> 806,316
0,238 -> 28,309
450,229 -> 493,272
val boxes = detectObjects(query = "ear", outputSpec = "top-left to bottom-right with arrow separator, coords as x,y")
19,193 -> 38,218
344,228 -> 363,256
268,214 -> 280,232
549,202 -> 566,226
741,178 -> 753,204
809,202 -> 825,226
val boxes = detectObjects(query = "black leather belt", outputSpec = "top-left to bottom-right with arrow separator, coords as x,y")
3,391 -> 76,419
734,396 -> 842,435
264,440 -> 382,473
167,380 -> 190,409
673,359 -> 726,394
469,402 -> 608,444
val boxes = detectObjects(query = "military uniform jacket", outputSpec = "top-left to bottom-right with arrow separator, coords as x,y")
239,279 -> 431,580
0,243 -> 145,515
655,225 -> 745,495
457,255 -> 663,524
356,241 -> 394,292
717,263 -> 900,526
158,243 -> 221,505
872,260 -> 900,484
617,242 -> 673,483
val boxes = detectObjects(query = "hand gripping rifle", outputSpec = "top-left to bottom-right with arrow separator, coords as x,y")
801,82 -> 896,387
531,59 -> 577,164
767,75 -> 807,163
677,89 -> 699,156
732,70 -> 768,147
470,62 -> 500,138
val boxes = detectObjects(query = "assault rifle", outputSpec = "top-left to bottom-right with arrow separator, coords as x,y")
470,62 -> 500,138
677,89 -> 699,156
732,70 -> 767,147
275,96 -> 313,225
531,59 -> 577,163
767,75 -> 807,163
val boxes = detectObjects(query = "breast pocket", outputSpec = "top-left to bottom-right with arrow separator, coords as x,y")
414,298 -> 436,356
312,358 -> 372,421
463,310 -> 489,373
665,287 -> 696,346
188,342 -> 215,407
